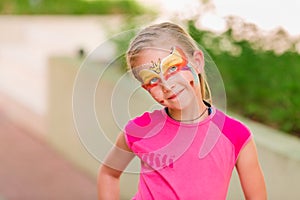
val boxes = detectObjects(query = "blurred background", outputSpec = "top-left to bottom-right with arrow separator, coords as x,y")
0,0 -> 299,199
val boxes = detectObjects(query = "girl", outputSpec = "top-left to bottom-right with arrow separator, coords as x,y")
98,22 -> 267,199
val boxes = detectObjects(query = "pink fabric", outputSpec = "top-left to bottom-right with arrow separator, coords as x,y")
124,108 -> 251,199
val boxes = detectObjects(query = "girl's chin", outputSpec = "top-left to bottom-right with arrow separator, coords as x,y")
165,102 -> 192,111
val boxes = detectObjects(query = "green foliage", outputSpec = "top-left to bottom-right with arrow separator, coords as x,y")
0,0 -> 146,15
188,21 -> 300,136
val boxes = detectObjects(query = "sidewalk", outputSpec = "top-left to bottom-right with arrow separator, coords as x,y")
0,95 -> 98,200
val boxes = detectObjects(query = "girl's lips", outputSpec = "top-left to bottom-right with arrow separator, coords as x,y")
167,89 -> 184,100
168,94 -> 176,100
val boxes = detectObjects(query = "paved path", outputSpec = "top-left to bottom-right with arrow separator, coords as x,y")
0,94 -> 98,200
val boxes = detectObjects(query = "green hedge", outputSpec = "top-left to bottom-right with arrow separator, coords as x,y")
188,21 -> 300,137
0,0 -> 145,15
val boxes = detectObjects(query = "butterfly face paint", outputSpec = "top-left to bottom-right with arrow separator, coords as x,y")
133,46 -> 199,91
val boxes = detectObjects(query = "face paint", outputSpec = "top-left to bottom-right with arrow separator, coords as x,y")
133,46 -> 195,91
186,63 -> 199,85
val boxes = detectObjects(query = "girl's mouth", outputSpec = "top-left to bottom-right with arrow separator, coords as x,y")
168,94 -> 176,100
168,89 -> 184,100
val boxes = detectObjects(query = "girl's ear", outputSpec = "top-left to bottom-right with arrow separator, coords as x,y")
193,50 -> 205,74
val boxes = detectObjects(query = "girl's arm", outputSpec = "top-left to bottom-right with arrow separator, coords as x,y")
236,139 -> 267,200
98,132 -> 135,200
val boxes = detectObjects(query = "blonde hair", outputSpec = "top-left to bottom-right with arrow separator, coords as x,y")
126,22 -> 211,103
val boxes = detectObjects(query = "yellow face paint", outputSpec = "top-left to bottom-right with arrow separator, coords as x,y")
161,47 -> 187,80
133,46 -> 189,91
138,70 -> 160,85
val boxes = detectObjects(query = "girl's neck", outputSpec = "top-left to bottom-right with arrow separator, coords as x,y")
167,100 -> 209,123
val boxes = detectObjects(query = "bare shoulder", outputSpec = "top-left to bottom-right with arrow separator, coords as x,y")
115,132 -> 133,153
236,139 -> 258,166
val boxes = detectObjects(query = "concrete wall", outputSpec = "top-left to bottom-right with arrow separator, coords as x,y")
48,57 -> 300,199
48,57 -> 139,199
240,117 -> 300,200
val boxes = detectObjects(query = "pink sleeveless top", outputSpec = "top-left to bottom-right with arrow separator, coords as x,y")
124,108 -> 251,200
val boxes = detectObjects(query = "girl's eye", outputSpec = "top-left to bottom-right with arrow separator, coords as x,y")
149,77 -> 159,85
168,66 -> 178,73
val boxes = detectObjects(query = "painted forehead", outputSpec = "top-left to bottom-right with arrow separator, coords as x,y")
132,46 -> 188,82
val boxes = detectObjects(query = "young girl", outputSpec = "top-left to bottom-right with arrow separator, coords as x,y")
98,22 -> 267,199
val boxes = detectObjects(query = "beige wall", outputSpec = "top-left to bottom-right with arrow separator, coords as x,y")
48,57 -> 139,199
48,57 -> 300,199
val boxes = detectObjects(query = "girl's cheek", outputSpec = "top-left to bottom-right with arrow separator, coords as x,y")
150,90 -> 165,104
158,99 -> 165,104
154,95 -> 165,104
181,72 -> 197,87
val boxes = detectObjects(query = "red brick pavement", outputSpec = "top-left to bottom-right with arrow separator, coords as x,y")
0,104 -> 98,200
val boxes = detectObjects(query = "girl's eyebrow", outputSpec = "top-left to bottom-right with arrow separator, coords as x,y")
132,63 -> 155,82
139,71 -> 160,84
132,60 -> 161,80
132,47 -> 178,80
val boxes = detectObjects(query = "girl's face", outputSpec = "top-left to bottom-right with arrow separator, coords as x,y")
132,46 -> 202,111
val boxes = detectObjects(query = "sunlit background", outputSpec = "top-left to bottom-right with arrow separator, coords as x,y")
142,0 -> 300,35
0,0 -> 299,199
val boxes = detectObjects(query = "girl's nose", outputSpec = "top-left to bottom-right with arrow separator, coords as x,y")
161,80 -> 174,93
162,85 -> 170,93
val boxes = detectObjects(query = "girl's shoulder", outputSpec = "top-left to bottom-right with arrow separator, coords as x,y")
123,109 -> 166,150
124,109 -> 165,136
213,109 -> 252,159
215,110 -> 251,136
127,109 -> 163,127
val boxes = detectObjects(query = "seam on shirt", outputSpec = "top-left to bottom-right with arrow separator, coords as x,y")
123,131 -> 133,151
220,132 -> 236,166
234,133 -> 252,163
